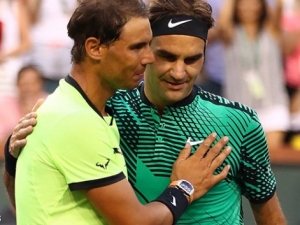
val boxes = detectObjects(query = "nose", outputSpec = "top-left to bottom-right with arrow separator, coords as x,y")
141,45 -> 155,66
170,60 -> 186,80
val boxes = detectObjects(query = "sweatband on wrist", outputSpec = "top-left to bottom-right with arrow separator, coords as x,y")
150,15 -> 208,41
153,187 -> 189,224
4,135 -> 17,177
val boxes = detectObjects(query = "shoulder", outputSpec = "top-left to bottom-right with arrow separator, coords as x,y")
197,87 -> 258,119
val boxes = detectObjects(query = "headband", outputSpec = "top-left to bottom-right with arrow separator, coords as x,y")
151,15 -> 209,41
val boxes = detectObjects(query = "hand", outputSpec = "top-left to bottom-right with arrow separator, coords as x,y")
9,99 -> 44,158
171,133 -> 231,202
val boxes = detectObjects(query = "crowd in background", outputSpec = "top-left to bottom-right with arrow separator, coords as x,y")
1,0 -> 300,163
198,0 -> 300,152
0,0 -> 300,160
0,0 -> 299,224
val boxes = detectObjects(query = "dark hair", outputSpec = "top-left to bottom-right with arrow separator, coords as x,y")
67,0 -> 148,63
232,0 -> 268,30
16,64 -> 43,84
148,0 -> 214,30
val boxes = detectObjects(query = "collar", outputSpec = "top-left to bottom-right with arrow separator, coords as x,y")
65,75 -> 114,124
139,82 -> 199,108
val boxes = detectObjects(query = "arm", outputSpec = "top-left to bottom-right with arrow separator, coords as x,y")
0,0 -> 31,61
5,113 -> 230,224
2,136 -> 16,208
86,134 -> 231,225
242,114 -> 287,224
282,30 -> 300,56
86,178 -> 174,224
20,0 -> 41,24
2,100 -> 43,208
2,169 -> 16,208
5,98 -> 230,224
218,0 -> 235,46
2,165 -> 16,209
250,193 -> 287,225
268,0 -> 283,33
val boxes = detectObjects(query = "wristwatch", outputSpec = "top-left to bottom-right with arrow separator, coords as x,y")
169,180 -> 194,203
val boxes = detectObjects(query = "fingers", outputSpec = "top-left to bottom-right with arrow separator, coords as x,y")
15,113 -> 37,137
32,98 -> 44,112
192,133 -> 218,159
204,136 -> 229,162
176,142 -> 191,161
9,112 -> 38,158
210,146 -> 231,182
9,138 -> 27,158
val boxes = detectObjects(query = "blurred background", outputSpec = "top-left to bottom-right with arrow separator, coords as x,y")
0,0 -> 300,224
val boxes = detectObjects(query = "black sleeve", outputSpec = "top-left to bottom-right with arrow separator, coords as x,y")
4,135 -> 17,177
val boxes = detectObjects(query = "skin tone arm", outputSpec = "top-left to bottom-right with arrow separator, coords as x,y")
0,0 -> 31,62
2,100 -> 43,207
268,0 -> 283,33
251,193 -> 287,225
20,0 -> 41,25
217,0 -> 235,46
2,168 -> 16,209
86,135 -> 230,225
282,30 -> 300,56
3,101 -> 230,224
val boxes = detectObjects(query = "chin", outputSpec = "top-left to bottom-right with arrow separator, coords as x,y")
164,93 -> 185,104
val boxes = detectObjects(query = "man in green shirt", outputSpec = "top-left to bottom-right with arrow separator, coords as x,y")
4,0 -> 287,224
2,0 -> 230,225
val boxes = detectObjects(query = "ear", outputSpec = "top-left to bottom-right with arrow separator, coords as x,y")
85,37 -> 102,61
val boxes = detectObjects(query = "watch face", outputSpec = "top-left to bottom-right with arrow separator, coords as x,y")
179,180 -> 194,196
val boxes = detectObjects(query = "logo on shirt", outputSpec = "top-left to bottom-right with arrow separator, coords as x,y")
168,19 -> 192,28
96,158 -> 110,169
186,137 -> 204,146
113,148 -> 123,155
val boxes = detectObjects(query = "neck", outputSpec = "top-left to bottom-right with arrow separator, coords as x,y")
70,63 -> 113,115
242,23 -> 260,41
143,84 -> 165,117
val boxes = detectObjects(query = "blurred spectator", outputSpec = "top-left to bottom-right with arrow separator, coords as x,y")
0,65 -> 47,159
220,0 -> 290,151
0,0 -> 32,97
22,0 -> 77,93
282,0 -> 300,142
197,0 -> 225,96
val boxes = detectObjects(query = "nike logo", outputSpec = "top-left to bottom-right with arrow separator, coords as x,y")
187,137 -> 204,146
168,19 -> 192,28
170,194 -> 177,206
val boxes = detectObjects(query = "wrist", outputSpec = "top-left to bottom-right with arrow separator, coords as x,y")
169,180 -> 194,204
4,135 -> 17,177
153,187 -> 189,225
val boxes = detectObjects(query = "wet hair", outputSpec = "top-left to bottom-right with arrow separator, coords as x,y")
148,0 -> 214,30
67,0 -> 148,63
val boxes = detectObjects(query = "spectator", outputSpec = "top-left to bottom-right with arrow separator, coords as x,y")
0,65 -> 47,159
220,0 -> 290,151
198,0 -> 225,96
0,0 -> 31,97
282,0 -> 300,148
22,0 -> 77,93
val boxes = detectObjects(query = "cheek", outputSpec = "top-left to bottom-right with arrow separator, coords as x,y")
187,64 -> 202,80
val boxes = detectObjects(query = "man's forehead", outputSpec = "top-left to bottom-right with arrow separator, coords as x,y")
118,17 -> 152,42
151,35 -> 205,56
151,34 -> 206,46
